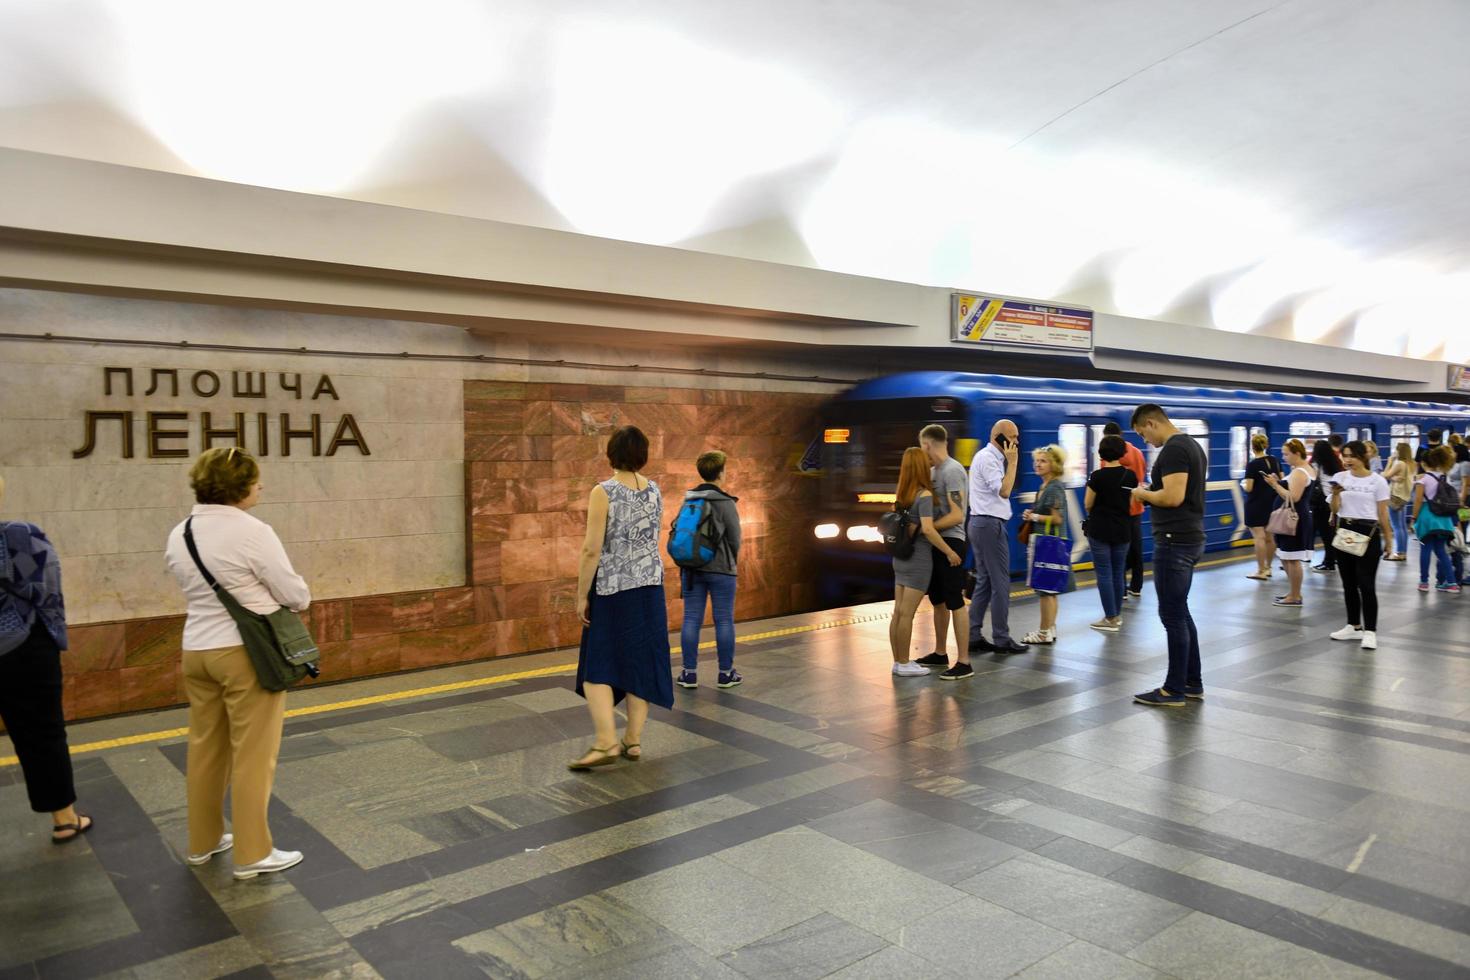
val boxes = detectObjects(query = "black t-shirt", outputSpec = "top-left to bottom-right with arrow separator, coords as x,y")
1244,455 -> 1281,507
1085,466 -> 1139,544
1150,433 -> 1207,540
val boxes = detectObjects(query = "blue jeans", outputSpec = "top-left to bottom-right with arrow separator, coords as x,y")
1420,535 -> 1453,587
1089,537 -> 1129,619
1387,505 -> 1408,555
680,571 -> 736,671
1153,535 -> 1205,693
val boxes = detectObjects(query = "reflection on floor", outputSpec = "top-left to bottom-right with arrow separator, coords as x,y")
3,556 -> 1470,979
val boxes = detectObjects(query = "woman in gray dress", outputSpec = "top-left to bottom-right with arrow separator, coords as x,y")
890,448 -> 963,676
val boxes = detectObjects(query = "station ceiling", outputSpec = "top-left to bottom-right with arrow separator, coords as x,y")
2,1 -> 1467,362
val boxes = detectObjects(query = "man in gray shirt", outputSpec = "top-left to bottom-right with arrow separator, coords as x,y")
914,425 -> 975,679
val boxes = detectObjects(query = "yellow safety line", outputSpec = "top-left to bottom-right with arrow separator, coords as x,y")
1,552 -> 1253,768
0,613 -> 892,768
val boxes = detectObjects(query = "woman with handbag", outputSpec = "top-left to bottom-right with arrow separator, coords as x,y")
1309,440 -> 1343,573
165,448 -> 311,879
1410,445 -> 1461,594
1241,433 -> 1282,580
889,447 -> 962,676
1326,441 -> 1391,650
1263,439 -> 1313,607
1020,444 -> 1070,645
1383,442 -> 1414,561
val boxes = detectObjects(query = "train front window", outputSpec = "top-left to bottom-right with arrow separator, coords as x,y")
819,399 -> 967,506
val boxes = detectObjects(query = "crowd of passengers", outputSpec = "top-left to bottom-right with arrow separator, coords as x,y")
0,419 -> 1466,877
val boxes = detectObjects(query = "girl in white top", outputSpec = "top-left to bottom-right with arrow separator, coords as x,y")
163,448 -> 309,880
1326,441 -> 1391,650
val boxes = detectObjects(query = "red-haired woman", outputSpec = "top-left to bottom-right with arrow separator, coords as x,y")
890,447 -> 962,676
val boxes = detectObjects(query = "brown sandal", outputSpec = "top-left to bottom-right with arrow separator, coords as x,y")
621,739 -> 642,762
567,745 -> 622,772
51,814 -> 94,845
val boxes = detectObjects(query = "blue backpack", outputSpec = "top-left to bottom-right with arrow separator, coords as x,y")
668,497 -> 724,569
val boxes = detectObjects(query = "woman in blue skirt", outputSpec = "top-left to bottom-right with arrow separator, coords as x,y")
570,425 -> 674,770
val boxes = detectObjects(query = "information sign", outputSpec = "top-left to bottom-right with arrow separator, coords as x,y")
951,292 -> 1093,352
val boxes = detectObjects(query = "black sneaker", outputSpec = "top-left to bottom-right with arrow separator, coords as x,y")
939,663 -> 974,681
1182,686 -> 1205,700
1134,688 -> 1187,707
1126,590 -> 1142,600
968,637 -> 997,654
914,652 -> 950,668
676,670 -> 697,689
717,669 -> 743,689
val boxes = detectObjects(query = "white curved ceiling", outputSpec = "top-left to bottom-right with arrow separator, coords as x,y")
2,0 -> 1468,361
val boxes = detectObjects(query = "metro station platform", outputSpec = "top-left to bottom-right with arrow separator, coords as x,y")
3,557 -> 1469,980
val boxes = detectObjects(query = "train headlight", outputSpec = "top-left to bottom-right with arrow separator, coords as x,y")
846,525 -> 884,543
814,523 -> 841,539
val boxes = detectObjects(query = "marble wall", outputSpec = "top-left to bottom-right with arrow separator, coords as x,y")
0,289 -> 836,721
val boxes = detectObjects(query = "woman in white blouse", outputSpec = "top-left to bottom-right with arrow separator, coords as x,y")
164,448 -> 310,879
1326,441 -> 1392,651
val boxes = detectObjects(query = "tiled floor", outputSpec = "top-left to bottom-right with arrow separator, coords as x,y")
4,555 -> 1470,978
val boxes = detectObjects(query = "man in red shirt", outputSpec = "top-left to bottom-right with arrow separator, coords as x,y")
1105,422 -> 1148,598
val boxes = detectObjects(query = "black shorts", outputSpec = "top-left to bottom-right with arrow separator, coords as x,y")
927,540 -> 967,610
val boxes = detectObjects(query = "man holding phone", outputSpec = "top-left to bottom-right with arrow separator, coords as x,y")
967,419 -> 1028,655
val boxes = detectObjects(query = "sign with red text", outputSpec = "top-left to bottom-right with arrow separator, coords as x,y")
952,292 -> 1093,352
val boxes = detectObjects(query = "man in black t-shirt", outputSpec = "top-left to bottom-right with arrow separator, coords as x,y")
1416,430 -> 1443,473
1129,403 -> 1208,707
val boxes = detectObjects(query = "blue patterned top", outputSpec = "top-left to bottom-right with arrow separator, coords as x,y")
0,521 -> 68,654
595,478 -> 664,596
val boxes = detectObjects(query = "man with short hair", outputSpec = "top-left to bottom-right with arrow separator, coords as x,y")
1104,421 -> 1148,599
1130,404 -> 1208,707
914,425 -> 974,679
1417,429 -> 1444,474
967,420 -> 1028,656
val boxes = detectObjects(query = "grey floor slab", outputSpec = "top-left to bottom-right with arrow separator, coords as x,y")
1127,911 -> 1386,979
891,895 -> 1074,978
716,913 -> 886,980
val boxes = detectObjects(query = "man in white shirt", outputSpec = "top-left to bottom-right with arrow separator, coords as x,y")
967,420 -> 1028,655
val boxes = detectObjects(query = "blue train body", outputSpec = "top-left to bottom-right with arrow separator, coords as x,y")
812,371 -> 1470,604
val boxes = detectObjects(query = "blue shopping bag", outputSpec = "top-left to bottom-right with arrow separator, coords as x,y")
1028,534 -> 1073,595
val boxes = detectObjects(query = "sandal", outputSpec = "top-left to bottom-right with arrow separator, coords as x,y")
1022,630 -> 1055,645
567,745 -> 622,772
1246,572 -> 1270,580
51,814 -> 94,845
621,739 -> 642,762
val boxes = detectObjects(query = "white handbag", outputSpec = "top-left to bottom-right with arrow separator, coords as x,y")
1332,526 -> 1372,557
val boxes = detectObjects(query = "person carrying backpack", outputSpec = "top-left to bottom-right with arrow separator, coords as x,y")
673,451 -> 743,689
1410,445 -> 1461,594
889,447 -> 962,676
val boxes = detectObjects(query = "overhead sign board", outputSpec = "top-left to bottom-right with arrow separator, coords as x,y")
1450,366 -> 1470,393
952,292 -> 1093,352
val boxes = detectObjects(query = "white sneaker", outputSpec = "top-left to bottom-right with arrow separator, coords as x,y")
1361,631 -> 1378,650
233,848 -> 304,880
892,661 -> 930,676
1089,619 -> 1120,633
1330,625 -> 1365,641
187,834 -> 233,866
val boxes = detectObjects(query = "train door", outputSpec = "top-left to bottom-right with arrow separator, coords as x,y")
1057,421 -> 1109,562
1227,423 -> 1268,545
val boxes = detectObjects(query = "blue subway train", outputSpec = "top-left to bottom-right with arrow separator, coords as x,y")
812,372 -> 1470,604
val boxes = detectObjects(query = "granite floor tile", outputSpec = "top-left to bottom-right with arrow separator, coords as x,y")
1141,750 -> 1372,821
715,826 -> 967,937
1316,897 -> 1470,970
603,854 -> 817,956
956,853 -> 1189,954
716,913 -> 886,980
1013,939 -> 1168,979
453,893 -> 673,979
1127,911 -> 1385,979
90,937 -> 261,980
0,847 -> 138,968
891,895 -> 1073,978
824,944 -> 955,979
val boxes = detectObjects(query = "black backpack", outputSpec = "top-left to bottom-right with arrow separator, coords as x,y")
1426,473 -> 1462,517
879,507 -> 917,560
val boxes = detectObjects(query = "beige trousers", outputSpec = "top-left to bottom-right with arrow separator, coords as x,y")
182,645 -> 287,865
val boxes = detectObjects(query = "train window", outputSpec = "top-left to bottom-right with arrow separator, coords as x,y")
1289,421 -> 1331,438
1146,419 -> 1208,471
1390,423 -> 1419,456
1230,426 -> 1248,478
1058,424 -> 1088,488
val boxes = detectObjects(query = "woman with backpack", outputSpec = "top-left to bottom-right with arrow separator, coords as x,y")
1242,433 -> 1282,580
1383,442 -> 1414,561
1411,445 -> 1462,594
889,447 -> 962,677
674,451 -> 743,691
1310,440 -> 1343,573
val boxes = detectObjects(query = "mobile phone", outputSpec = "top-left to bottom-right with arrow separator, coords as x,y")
996,434 -> 1012,450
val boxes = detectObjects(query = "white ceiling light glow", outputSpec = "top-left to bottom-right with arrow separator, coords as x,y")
1211,241 -> 1353,334
102,0 -> 504,193
541,20 -> 839,245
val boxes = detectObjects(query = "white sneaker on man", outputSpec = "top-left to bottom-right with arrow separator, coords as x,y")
233,848 -> 304,880
1361,631 -> 1378,650
186,834 -> 233,866
1329,625 -> 1364,641
892,661 -> 930,676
